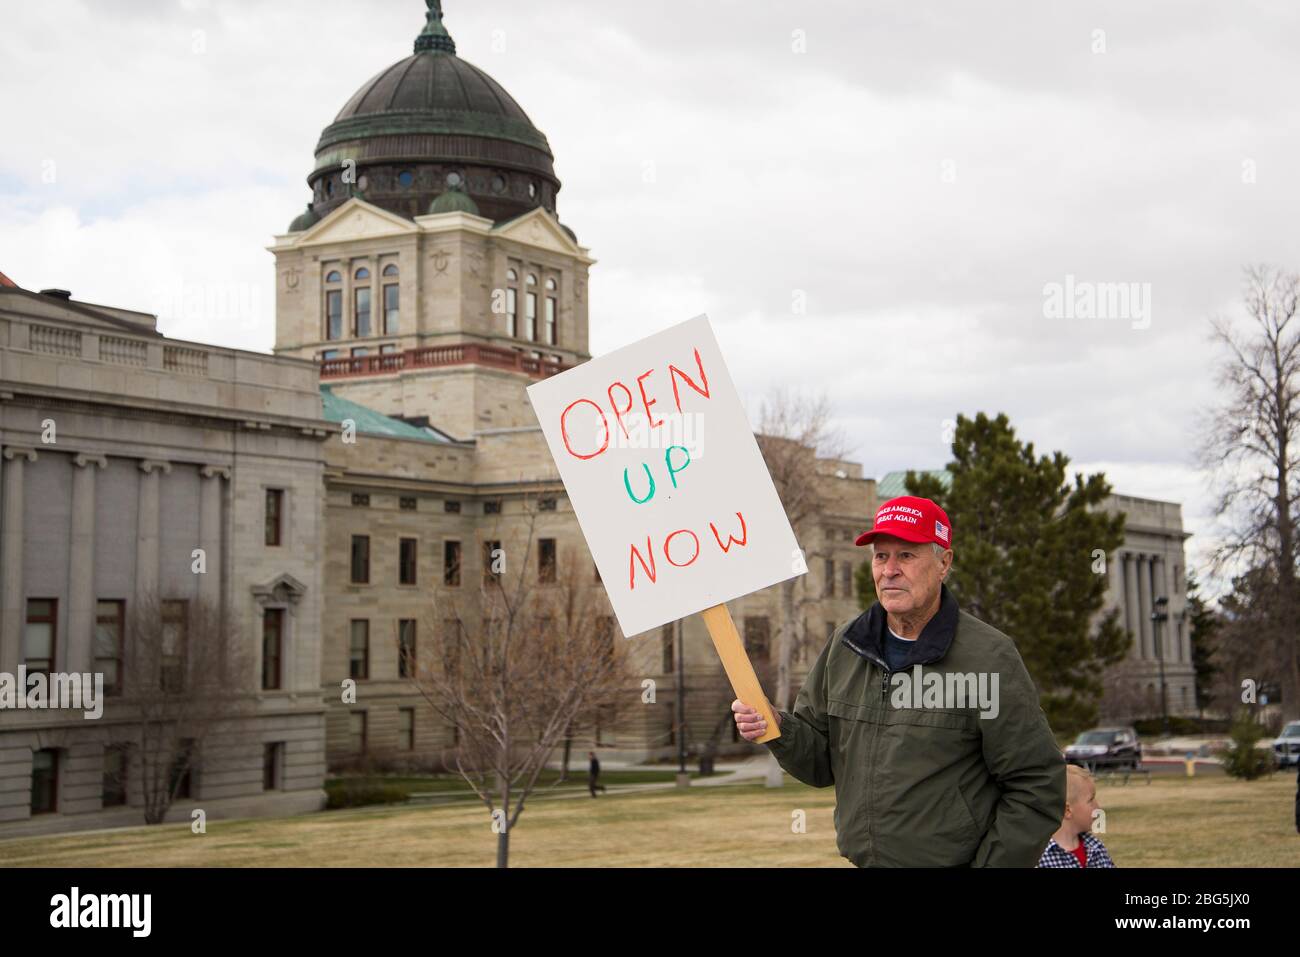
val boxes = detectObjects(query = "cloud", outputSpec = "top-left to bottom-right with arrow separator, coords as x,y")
5,0 -> 1299,598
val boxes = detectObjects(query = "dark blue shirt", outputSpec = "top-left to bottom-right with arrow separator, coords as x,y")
884,627 -> 917,672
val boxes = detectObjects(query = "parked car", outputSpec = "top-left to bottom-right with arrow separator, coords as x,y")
1272,721 -> 1300,768
1064,727 -> 1142,770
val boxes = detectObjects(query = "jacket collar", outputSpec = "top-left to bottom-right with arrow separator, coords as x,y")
841,582 -> 960,672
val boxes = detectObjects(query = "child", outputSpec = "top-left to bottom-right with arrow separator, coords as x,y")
1037,764 -> 1116,867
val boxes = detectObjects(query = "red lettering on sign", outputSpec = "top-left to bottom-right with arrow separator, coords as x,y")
607,380 -> 634,441
709,511 -> 748,552
664,528 -> 701,567
629,535 -> 657,590
560,397 -> 609,460
669,347 -> 711,413
636,369 -> 663,429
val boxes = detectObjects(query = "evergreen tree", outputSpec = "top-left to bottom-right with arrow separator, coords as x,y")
905,412 -> 1129,736
1186,573 -> 1220,716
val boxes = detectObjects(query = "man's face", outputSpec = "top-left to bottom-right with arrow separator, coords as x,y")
871,535 -> 951,617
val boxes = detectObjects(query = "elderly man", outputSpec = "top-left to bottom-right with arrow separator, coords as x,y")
734,495 -> 1065,867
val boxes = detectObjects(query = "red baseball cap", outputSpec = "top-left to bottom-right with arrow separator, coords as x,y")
855,495 -> 953,549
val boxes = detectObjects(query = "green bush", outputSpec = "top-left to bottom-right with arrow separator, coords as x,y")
1221,712 -> 1277,781
325,781 -> 412,809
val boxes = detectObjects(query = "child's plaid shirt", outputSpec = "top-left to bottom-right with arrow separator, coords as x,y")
1037,831 -> 1116,868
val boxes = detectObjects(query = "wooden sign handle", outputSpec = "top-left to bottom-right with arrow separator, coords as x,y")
700,603 -> 781,743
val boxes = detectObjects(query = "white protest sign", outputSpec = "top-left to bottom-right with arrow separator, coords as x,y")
526,314 -> 804,638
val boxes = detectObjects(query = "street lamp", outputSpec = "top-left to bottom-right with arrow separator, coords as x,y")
1151,596 -> 1170,737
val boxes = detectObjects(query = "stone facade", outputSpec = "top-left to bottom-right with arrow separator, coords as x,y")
1096,494 -> 1196,720
0,288 -> 330,835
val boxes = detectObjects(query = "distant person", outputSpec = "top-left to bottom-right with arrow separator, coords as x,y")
1037,765 -> 1116,867
734,495 -> 1065,867
587,751 -> 607,797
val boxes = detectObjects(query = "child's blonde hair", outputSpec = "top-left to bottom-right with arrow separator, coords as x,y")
1066,764 -> 1095,808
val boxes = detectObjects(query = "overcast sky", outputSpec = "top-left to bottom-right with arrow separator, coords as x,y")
5,0 -> 1299,597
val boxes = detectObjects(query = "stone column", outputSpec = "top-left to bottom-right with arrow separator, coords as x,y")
1123,552 -> 1140,658
198,466 -> 229,611
1,446 -> 37,676
136,459 -> 171,603
66,453 -> 107,673
1137,554 -> 1153,661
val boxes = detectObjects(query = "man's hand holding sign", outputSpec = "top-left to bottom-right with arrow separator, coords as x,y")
526,314 -> 803,743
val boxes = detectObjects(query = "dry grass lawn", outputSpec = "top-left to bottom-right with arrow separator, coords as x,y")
0,772 -> 1296,867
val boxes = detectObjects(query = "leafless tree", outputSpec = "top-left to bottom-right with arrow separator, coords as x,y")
406,496 -> 633,867
1197,264 -> 1300,720
755,389 -> 853,712
108,592 -> 253,825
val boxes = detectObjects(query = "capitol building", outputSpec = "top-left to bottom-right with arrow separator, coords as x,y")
0,2 -> 1188,837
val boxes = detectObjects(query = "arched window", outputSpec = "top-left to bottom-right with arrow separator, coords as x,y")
355,267 -> 370,280
545,278 -> 557,291
382,264 -> 398,277
325,271 -> 341,283
397,170 -> 414,189
506,268 -> 517,282
526,273 -> 537,286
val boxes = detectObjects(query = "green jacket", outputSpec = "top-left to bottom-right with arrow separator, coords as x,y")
766,584 -> 1065,867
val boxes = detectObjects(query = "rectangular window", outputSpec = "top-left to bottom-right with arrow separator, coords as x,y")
444,540 -> 462,586
399,708 -> 415,751
349,620 -> 369,680
399,537 -> 418,585
351,493 -> 370,507
24,598 -> 56,675
506,287 -> 518,338
265,488 -> 283,546
94,600 -> 124,696
326,290 -> 342,340
321,349 -> 340,360
823,558 -> 834,598
383,283 -> 399,334
379,343 -> 398,355
841,562 -> 852,599
160,600 -> 187,693
538,538 -> 556,583
399,496 -> 417,510
662,624 -> 675,673
262,608 -> 283,691
526,292 -> 537,340
170,740 -> 195,800
263,742 -> 283,791
31,749 -> 58,814
545,296 -> 557,345
354,286 -> 371,337
398,619 -> 416,678
349,712 -> 367,755
351,535 -> 370,583
483,540 -> 502,584
744,616 -> 771,660
350,346 -> 369,357
103,745 -> 127,808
